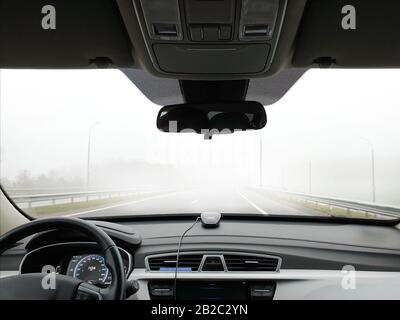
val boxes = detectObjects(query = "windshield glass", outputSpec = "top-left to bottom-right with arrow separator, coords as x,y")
1,69 -> 400,221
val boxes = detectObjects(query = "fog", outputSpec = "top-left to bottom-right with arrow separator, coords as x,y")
1,68 -> 400,206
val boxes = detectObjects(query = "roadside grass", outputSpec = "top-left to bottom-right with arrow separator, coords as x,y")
253,188 -> 378,219
301,198 -> 375,219
25,192 -> 163,218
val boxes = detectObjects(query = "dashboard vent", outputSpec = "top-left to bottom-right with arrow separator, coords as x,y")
148,254 -> 203,271
224,254 -> 280,272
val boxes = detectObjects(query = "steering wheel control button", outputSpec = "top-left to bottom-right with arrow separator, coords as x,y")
75,285 -> 102,300
75,291 -> 97,300
149,283 -> 174,299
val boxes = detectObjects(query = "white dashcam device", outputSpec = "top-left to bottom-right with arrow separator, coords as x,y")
200,212 -> 221,228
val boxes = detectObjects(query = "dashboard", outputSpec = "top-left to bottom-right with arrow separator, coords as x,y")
1,216 -> 400,299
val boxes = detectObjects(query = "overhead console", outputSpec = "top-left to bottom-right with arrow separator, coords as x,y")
133,0 -> 287,76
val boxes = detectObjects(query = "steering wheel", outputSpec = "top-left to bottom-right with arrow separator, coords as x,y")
0,217 -> 126,300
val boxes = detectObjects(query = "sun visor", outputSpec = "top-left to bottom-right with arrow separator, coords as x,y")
293,0 -> 400,68
0,0 -> 134,68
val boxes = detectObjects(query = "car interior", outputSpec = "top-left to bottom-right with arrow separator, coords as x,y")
0,0 -> 400,302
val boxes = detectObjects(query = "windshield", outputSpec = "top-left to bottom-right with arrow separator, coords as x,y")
1,69 -> 400,221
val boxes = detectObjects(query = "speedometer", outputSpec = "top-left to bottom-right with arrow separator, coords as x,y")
68,254 -> 112,286
67,249 -> 130,287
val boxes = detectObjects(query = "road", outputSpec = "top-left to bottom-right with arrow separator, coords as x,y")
68,187 -> 327,218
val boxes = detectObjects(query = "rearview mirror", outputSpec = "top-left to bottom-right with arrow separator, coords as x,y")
157,101 -> 266,139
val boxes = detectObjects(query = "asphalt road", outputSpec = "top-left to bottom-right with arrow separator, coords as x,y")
69,187 -> 327,218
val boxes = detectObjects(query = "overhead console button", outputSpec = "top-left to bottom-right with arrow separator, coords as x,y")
140,0 -> 183,40
219,25 -> 232,40
190,25 -> 203,41
244,25 -> 269,37
189,24 -> 232,42
154,23 -> 179,37
203,25 -> 220,41
239,0 -> 279,41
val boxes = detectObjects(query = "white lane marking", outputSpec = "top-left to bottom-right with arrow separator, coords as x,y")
237,191 -> 270,216
247,187 -> 322,216
191,199 -> 199,204
66,191 -> 189,217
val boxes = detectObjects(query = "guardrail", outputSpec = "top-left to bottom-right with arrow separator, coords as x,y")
9,188 -> 162,208
274,190 -> 400,219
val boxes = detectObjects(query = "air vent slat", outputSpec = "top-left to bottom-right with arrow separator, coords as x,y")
225,262 -> 277,265
148,253 -> 280,272
224,258 -> 276,261
148,254 -> 203,271
224,260 -> 277,263
224,254 -> 280,272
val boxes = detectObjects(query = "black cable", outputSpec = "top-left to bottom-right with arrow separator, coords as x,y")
174,217 -> 200,300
